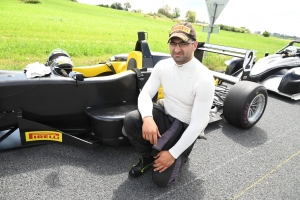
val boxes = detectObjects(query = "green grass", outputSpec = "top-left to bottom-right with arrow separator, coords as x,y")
0,0 -> 291,71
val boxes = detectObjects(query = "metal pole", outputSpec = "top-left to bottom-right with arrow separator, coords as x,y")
206,3 -> 218,44
204,3 -> 218,58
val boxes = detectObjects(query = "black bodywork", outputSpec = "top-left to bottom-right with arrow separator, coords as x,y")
0,32 -> 160,149
0,71 -> 150,148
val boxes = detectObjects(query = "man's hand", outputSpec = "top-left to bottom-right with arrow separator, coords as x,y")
142,116 -> 161,145
153,151 -> 175,173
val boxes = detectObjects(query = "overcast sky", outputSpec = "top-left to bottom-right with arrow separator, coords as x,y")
77,0 -> 300,37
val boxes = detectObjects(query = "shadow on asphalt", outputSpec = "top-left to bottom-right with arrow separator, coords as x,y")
268,91 -> 300,105
221,123 -> 268,148
0,144 -> 137,178
199,120 -> 268,148
0,143 -> 206,199
111,159 -> 205,200
205,121 -> 223,134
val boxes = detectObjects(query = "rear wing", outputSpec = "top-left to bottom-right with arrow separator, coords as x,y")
195,43 -> 256,82
195,42 -> 251,62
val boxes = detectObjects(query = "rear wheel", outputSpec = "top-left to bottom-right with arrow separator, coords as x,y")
223,81 -> 267,129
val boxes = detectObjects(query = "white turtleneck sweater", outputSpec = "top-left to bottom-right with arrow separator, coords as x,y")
138,57 -> 215,159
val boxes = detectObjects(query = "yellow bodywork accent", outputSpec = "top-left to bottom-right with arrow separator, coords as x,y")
72,51 -> 143,77
214,78 -> 222,85
72,62 -> 123,77
158,86 -> 164,100
126,51 -> 143,69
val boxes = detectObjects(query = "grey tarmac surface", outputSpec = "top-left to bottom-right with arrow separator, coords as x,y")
1,92 -> 300,200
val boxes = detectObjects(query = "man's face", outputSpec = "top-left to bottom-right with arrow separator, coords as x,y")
169,37 -> 198,65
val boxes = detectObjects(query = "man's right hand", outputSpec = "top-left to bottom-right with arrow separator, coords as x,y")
142,116 -> 161,145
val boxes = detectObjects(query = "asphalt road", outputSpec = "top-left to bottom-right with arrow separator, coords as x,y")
1,92 -> 300,200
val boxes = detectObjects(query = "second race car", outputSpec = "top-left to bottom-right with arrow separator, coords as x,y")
224,41 -> 300,100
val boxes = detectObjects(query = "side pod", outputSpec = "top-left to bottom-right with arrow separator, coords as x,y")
17,110 -> 99,149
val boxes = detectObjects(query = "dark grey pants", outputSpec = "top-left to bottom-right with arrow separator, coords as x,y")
123,104 -> 195,187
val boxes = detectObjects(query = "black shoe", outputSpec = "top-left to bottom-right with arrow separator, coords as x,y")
129,158 -> 153,177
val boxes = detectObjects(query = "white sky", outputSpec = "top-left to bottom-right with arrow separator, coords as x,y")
77,0 -> 300,37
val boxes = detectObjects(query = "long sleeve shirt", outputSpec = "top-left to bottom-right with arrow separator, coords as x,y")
138,57 -> 215,159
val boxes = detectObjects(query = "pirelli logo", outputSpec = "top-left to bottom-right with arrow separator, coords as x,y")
170,25 -> 191,34
25,131 -> 62,142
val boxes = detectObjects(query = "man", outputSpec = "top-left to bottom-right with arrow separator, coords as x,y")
123,22 -> 215,187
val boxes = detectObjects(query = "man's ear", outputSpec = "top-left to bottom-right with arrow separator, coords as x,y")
193,41 -> 198,50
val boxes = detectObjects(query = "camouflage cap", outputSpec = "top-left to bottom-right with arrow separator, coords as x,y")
168,22 -> 197,43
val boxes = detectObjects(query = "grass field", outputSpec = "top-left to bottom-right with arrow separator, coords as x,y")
0,0 -> 291,70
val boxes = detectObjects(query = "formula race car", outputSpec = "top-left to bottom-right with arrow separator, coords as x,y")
0,32 -> 268,151
224,41 -> 300,100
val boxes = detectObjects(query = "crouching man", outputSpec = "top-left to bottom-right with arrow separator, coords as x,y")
123,22 -> 215,187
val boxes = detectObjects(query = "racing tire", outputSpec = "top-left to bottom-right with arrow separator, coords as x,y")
223,81 -> 267,129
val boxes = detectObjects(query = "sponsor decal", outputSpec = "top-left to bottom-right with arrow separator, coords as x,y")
25,131 -> 62,142
243,103 -> 250,126
170,25 -> 191,34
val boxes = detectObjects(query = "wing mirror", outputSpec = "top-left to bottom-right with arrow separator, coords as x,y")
69,71 -> 84,81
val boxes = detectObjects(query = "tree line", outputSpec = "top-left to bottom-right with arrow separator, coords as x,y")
98,2 -> 132,11
218,24 -> 251,34
22,0 -> 300,40
98,2 -> 197,23
261,31 -> 299,40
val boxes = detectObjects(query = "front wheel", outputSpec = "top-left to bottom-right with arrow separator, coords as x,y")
223,81 -> 268,129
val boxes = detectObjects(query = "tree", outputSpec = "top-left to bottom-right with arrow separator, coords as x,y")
240,27 -> 250,33
110,2 -> 123,10
157,5 -> 173,18
262,31 -> 270,37
185,11 -> 196,23
124,2 -> 131,11
173,7 -> 180,18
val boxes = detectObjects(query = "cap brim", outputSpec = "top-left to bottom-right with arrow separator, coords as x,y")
168,33 -> 190,43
